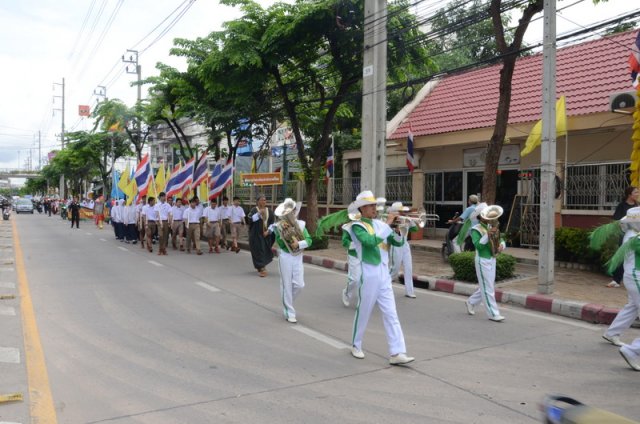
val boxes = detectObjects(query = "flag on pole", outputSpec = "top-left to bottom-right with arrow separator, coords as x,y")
124,179 -> 137,205
117,163 -> 130,194
630,31 -> 640,87
165,162 -> 181,198
325,141 -> 334,183
167,159 -> 194,198
406,128 -> 416,173
155,163 -> 166,195
198,180 -> 208,203
193,153 -> 209,188
111,169 -> 125,199
133,154 -> 153,197
520,95 -> 567,157
209,158 -> 234,201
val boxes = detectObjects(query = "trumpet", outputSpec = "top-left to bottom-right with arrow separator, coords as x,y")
378,208 -> 428,228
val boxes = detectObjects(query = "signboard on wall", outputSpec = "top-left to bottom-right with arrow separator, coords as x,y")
463,144 -> 520,168
240,172 -> 282,186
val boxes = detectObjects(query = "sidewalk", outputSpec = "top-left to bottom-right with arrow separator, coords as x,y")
240,235 -> 627,326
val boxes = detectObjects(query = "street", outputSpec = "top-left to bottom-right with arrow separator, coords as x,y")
2,213 -> 640,424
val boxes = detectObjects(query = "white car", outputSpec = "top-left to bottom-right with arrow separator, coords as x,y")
15,199 -> 34,214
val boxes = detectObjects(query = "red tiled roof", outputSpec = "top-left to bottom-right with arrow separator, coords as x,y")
390,30 -> 637,140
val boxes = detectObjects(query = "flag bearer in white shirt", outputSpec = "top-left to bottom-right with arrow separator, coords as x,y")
184,197 -> 204,255
155,192 -> 172,255
170,198 -> 185,251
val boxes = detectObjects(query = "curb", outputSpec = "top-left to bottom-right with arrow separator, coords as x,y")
243,241 -> 619,326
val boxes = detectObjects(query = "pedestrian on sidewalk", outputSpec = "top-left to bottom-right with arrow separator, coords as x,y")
601,207 -> 640,347
608,186 -> 639,288
248,194 -> 275,277
269,198 -> 312,323
69,196 -> 80,229
346,190 -> 414,365
388,202 -> 418,298
465,204 -> 507,322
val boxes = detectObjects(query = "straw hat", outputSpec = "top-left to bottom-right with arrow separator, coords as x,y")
349,190 -> 378,211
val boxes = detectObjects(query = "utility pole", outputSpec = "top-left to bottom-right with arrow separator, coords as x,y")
38,130 -> 41,170
94,85 -> 107,103
54,78 -> 66,198
360,0 -> 388,197
123,50 -> 142,155
538,0 -> 557,294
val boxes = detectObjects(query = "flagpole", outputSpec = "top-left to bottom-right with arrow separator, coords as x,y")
563,132 -> 568,209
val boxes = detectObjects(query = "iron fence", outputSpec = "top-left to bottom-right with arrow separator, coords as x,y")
385,175 -> 412,203
565,162 -> 630,210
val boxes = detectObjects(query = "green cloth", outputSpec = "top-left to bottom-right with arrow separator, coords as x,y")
352,218 -> 403,265
273,224 -> 312,254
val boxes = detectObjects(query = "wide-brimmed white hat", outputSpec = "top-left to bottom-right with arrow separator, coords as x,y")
347,203 -> 361,220
275,198 -> 301,217
470,202 -> 487,220
480,205 -> 504,221
349,190 -> 378,211
388,201 -> 410,213
621,207 -> 640,222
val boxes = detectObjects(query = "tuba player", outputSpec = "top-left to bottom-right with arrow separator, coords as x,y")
465,204 -> 506,322
269,198 -> 312,323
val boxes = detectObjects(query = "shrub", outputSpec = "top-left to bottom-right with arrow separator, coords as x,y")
307,234 -> 328,250
449,251 -> 517,283
555,227 -> 600,265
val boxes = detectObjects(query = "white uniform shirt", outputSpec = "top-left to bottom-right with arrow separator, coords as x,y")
124,205 -> 137,225
143,204 -> 156,221
111,205 -> 121,223
155,201 -> 171,220
184,205 -> 203,224
171,205 -> 184,221
206,206 -> 221,223
220,205 -> 232,220
230,205 -> 246,223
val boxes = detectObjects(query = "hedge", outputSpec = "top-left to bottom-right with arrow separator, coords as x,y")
449,252 -> 517,283
307,234 -> 329,250
555,226 -> 615,271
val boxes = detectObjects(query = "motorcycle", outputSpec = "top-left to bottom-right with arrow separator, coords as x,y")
441,212 -> 474,262
60,204 -> 67,220
2,208 -> 9,221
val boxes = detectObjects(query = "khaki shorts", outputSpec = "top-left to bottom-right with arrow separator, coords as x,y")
205,223 -> 221,239
231,222 -> 242,238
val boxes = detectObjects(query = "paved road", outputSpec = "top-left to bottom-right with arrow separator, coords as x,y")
3,213 -> 640,423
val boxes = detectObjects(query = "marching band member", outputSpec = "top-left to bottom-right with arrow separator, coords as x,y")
341,205 -> 361,307
388,202 -> 418,298
346,190 -> 414,365
229,196 -> 246,253
269,198 -> 312,323
170,198 -> 186,251
464,204 -> 506,322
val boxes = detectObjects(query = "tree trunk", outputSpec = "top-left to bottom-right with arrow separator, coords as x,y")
305,174 -> 319,234
482,55 -> 517,205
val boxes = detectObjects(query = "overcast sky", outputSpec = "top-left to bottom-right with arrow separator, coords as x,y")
0,0 -> 636,172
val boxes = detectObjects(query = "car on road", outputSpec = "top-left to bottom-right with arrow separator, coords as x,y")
15,198 -> 34,214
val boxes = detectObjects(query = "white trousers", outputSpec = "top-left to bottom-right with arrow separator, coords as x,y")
344,254 -> 361,303
390,243 -> 414,296
468,256 -> 501,318
278,251 -> 305,320
352,262 -> 407,356
605,270 -> 640,337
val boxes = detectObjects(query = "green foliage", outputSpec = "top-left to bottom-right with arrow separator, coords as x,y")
449,251 -> 516,282
21,176 -> 47,196
555,227 -> 600,264
307,235 -> 329,251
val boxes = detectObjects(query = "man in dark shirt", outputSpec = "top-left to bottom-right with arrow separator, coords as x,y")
69,196 -> 81,229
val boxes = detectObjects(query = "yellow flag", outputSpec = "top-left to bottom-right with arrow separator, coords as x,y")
155,164 -> 166,195
521,96 -> 567,157
117,163 -> 130,193
199,180 -> 208,203
148,174 -> 157,199
124,179 -> 137,205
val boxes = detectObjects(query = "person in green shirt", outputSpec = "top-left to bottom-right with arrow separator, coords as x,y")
269,198 -> 312,324
346,191 -> 415,365
341,204 -> 361,307
465,204 -> 506,322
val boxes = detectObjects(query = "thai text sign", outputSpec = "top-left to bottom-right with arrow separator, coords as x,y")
240,172 -> 282,186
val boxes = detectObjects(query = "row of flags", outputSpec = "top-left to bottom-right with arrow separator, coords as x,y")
115,153 -> 234,205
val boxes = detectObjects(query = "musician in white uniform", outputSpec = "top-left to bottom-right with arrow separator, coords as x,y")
268,198 -> 312,324
388,202 -> 418,298
465,204 -> 506,322
346,191 -> 414,365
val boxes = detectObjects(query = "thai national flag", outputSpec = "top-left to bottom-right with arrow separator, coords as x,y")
192,153 -> 209,188
209,157 -> 234,201
630,31 -> 640,87
168,157 -> 195,197
133,154 -> 152,197
165,162 -> 183,198
406,129 -> 415,173
325,143 -> 334,183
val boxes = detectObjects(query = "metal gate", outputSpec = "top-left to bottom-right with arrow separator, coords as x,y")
518,168 -> 540,247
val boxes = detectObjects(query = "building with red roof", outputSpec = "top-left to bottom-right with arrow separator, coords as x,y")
343,30 -> 638,245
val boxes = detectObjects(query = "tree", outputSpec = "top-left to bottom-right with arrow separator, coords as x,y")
93,99 -> 150,161
482,0 -> 608,204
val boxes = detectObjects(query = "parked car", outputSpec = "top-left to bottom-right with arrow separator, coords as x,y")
15,198 -> 34,214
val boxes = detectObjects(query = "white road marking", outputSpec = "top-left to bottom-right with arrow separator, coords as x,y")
0,306 -> 16,316
99,238 -> 106,242
148,260 -> 163,267
117,246 -> 128,252
85,232 -> 92,236
0,347 -> 20,364
0,421 -> 23,424
292,325 -> 350,350
0,282 -> 15,288
195,281 -> 220,292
